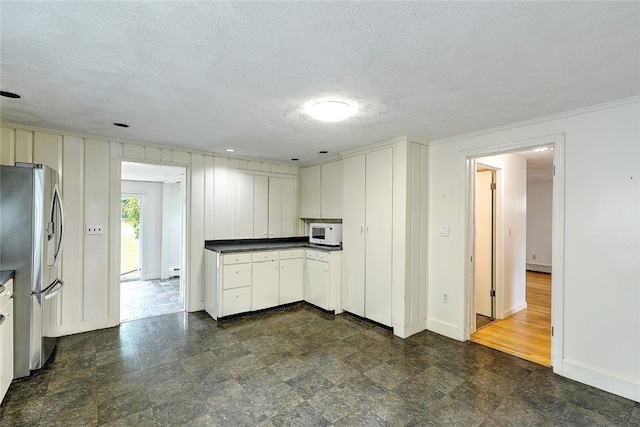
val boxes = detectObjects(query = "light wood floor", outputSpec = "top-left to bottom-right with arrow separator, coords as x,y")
471,271 -> 551,366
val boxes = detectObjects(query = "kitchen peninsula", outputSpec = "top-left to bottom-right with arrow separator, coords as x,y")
204,238 -> 342,320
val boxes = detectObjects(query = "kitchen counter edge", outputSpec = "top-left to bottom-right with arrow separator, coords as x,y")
0,270 -> 15,287
205,237 -> 342,253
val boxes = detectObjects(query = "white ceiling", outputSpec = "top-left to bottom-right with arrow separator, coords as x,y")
518,149 -> 555,181
1,2 -> 639,164
121,161 -> 185,183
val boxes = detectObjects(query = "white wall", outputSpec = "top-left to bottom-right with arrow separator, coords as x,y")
477,153 -> 528,318
121,180 -> 163,280
428,99 -> 640,402
526,180 -> 553,267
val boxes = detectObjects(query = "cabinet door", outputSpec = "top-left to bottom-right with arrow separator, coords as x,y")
365,147 -> 393,326
235,173 -> 255,238
254,175 -> 269,238
252,260 -> 279,310
0,298 -> 14,401
299,165 -> 321,218
306,259 -> 329,310
280,178 -> 295,237
341,155 -> 366,317
279,258 -> 303,304
222,288 -> 251,316
268,177 -> 282,238
321,160 -> 343,218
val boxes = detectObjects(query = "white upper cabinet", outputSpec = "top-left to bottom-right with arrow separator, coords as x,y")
299,160 -> 343,219
235,172 -> 296,238
299,165 -> 321,218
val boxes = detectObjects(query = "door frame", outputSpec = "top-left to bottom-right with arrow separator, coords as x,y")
463,133 -> 565,372
111,159 -> 190,325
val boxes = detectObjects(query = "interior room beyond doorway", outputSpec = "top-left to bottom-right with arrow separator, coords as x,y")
120,161 -> 187,322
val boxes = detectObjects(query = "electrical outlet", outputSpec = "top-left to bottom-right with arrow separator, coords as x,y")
86,224 -> 104,235
443,293 -> 449,303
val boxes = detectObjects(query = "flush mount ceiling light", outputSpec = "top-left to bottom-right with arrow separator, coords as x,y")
305,99 -> 357,122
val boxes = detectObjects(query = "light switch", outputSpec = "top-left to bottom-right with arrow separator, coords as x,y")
439,226 -> 449,237
86,225 -> 104,235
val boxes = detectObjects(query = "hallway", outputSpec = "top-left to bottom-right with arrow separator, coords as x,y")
471,271 -> 551,366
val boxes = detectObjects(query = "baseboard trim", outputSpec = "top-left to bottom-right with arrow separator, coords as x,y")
53,318 -> 117,337
394,319 -> 427,339
562,359 -> 640,403
503,302 -> 528,318
427,317 -> 461,341
526,263 -> 552,273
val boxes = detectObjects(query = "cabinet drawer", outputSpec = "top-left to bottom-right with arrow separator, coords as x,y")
280,249 -> 303,259
252,251 -> 279,262
305,249 -> 317,260
222,287 -> 251,316
0,279 -> 13,311
223,253 -> 252,265
316,251 -> 330,262
222,264 -> 252,289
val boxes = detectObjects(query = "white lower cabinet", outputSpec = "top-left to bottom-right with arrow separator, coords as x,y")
252,251 -> 280,310
279,249 -> 304,304
206,247 -> 342,319
304,249 -> 342,312
0,278 -> 14,402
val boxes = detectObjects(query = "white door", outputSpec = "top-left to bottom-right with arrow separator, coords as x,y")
254,175 -> 269,238
306,259 -> 329,310
475,170 -> 494,318
279,257 -> 303,304
299,165 -> 321,218
235,173 -> 255,238
364,148 -> 393,326
341,155 -> 366,316
280,178 -> 295,237
252,260 -> 279,310
320,160 -> 343,218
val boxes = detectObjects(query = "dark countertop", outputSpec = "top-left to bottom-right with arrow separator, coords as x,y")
205,237 -> 342,253
0,270 -> 15,287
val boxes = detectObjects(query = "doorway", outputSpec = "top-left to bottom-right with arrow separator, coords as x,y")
120,195 -> 142,281
119,161 -> 187,322
466,139 -> 560,368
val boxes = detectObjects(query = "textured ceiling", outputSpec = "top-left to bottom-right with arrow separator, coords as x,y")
1,2 -> 639,163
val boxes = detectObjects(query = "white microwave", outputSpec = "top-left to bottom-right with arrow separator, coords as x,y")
309,223 -> 343,246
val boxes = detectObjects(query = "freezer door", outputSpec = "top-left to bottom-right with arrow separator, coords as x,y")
30,279 -> 63,370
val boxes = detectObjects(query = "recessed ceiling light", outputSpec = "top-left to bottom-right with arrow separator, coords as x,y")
0,91 -> 21,99
319,150 -> 328,154
225,148 -> 236,153
305,99 -> 357,122
533,147 -> 552,152
291,158 -> 299,161
113,122 -> 129,128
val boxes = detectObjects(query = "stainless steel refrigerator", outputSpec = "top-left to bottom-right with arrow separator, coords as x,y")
0,163 -> 65,378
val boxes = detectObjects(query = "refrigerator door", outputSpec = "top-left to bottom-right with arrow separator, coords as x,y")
30,279 -> 63,370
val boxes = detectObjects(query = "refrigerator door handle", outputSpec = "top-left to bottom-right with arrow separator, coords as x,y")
52,183 -> 65,268
44,279 -> 63,301
0,314 -> 5,326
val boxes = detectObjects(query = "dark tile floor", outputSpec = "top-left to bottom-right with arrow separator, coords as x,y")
120,277 -> 183,322
1,304 -> 638,426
